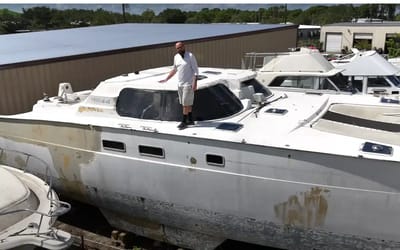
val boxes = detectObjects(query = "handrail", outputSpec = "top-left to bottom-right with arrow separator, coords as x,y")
0,147 -> 71,236
242,52 -> 291,71
241,48 -> 308,71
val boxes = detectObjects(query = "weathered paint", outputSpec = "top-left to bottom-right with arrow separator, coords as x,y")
1,119 -> 400,250
274,187 -> 329,228
0,119 -> 101,201
78,106 -> 104,113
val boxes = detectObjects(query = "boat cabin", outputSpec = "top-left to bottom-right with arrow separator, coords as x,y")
333,50 -> 400,95
35,67 -> 272,122
244,48 -> 354,94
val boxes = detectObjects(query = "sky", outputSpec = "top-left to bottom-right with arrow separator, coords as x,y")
0,3 -> 324,14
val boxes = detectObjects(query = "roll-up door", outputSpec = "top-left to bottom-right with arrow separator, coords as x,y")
325,33 -> 342,53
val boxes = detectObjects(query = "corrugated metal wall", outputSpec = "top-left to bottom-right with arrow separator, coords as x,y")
0,27 -> 297,115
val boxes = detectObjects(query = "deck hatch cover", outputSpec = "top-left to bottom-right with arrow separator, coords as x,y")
216,123 -> 243,131
361,142 -> 393,155
265,108 -> 288,115
380,97 -> 400,104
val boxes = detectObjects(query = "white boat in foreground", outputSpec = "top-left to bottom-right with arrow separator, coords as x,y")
0,164 -> 72,249
1,66 -> 400,249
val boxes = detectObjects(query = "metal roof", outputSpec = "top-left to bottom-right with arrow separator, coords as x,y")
0,23 -> 293,66
325,21 -> 400,27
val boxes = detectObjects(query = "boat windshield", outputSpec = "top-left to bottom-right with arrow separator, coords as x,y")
387,75 -> 400,87
241,78 -> 273,97
116,83 -> 243,121
328,73 -> 353,92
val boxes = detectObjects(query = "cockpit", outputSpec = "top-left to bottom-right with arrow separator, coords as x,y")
116,78 -> 272,121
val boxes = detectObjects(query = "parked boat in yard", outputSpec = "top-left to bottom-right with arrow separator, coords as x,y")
247,47 -> 400,96
331,49 -> 400,95
0,164 -> 72,249
0,66 -> 400,250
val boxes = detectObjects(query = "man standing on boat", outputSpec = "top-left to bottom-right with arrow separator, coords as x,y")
159,41 -> 199,129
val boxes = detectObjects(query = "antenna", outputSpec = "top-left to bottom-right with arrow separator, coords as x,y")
122,4 -> 130,23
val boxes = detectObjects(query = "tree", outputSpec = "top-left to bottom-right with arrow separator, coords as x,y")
386,34 -> 400,58
92,8 -> 121,25
0,9 -> 26,33
141,9 -> 155,23
158,8 -> 186,23
22,6 -> 53,29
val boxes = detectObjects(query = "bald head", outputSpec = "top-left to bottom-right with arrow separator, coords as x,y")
175,42 -> 185,57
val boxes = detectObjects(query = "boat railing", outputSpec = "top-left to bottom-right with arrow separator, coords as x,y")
241,52 -> 293,71
0,200 -> 71,237
0,147 -> 71,236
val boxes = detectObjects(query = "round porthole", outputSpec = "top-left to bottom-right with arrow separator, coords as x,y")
190,157 -> 197,164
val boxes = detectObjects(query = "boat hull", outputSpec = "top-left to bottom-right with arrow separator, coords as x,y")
1,118 -> 400,249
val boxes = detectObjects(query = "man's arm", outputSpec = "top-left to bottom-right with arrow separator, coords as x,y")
190,53 -> 199,90
159,68 -> 177,83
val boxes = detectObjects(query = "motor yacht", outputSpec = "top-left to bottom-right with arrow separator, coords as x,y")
0,66 -> 400,250
245,48 -> 354,95
0,164 -> 72,249
332,49 -> 400,95
247,47 -> 400,96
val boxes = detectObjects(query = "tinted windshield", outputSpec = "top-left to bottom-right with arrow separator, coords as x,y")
388,75 -> 400,87
328,73 -> 352,92
116,84 -> 243,122
241,78 -> 273,97
269,76 -> 315,89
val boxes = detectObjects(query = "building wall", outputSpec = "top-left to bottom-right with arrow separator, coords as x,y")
320,25 -> 400,53
0,27 -> 297,115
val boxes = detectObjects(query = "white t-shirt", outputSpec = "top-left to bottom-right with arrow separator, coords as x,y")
173,51 -> 199,86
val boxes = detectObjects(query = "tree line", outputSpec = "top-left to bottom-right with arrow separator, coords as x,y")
0,4 -> 399,34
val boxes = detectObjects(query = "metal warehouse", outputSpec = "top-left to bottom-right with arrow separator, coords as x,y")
0,23 -> 298,114
320,21 -> 400,53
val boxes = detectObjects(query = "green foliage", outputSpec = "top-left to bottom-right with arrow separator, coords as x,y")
0,4 -> 400,34
158,8 -> 186,23
354,39 -> 372,50
386,34 -> 400,58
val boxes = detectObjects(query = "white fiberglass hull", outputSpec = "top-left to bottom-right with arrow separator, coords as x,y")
0,118 -> 400,249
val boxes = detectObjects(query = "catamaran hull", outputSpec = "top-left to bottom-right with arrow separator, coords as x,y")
0,118 -> 400,249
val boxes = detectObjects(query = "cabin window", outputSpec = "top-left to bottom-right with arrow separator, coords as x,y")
102,140 -> 126,152
388,75 -> 400,87
139,145 -> 165,158
116,89 -> 181,121
193,84 -> 243,121
367,77 -> 390,88
206,154 -> 225,167
241,79 -> 272,97
328,74 -> 350,91
116,84 -> 243,122
269,76 -> 314,89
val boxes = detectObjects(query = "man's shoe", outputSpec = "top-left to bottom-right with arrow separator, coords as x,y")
186,120 -> 195,125
177,121 -> 187,129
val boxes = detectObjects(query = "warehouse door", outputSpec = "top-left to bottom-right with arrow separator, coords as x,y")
325,33 -> 342,53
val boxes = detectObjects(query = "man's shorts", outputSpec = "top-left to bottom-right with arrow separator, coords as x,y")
178,85 -> 194,106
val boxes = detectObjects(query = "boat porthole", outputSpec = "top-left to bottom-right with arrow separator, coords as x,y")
190,157 -> 197,164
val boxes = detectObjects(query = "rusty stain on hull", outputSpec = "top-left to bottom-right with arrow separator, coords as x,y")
0,119 -> 101,201
274,187 -> 329,228
78,106 -> 104,113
